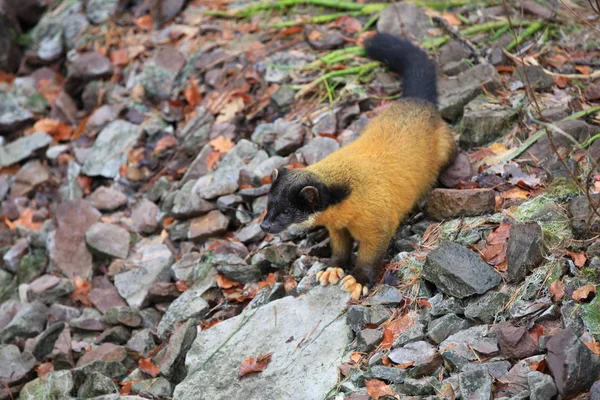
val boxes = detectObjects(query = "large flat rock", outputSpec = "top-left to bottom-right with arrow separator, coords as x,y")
173,286 -> 352,400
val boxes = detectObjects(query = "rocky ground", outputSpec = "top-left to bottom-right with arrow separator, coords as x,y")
1,0 -> 600,399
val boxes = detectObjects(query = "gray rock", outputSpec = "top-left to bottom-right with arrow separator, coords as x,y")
86,222 -> 130,259
10,160 -> 50,198
370,365 -> 407,384
591,380 -> 600,400
134,45 -> 185,104
50,199 -> 101,279
402,376 -> 439,396
173,286 -> 351,399
235,223 -> 266,243
547,328 -> 600,398
377,3 -> 430,39
1,301 -> 47,343
264,52 -> 312,83
178,107 -> 215,155
528,370 -> 557,400
459,369 -> 493,400
569,195 -> 600,239
72,360 -> 127,388
22,370 -> 73,400
464,291 -> 510,324
95,325 -> 131,345
427,313 -> 470,344
157,288 -> 209,338
426,188 -> 496,220
439,325 -> 499,369
251,243 -> 297,271
3,237 -> 29,273
251,119 -> 306,156
148,176 -> 172,203
131,198 -> 159,235
158,319 -> 197,379
440,40 -> 472,65
512,65 -> 554,91
357,329 -> 383,353
271,87 -> 296,111
193,140 -> 267,199
393,322 -> 426,348
126,329 -> 156,358
506,223 -> 545,283
365,285 -> 403,305
114,241 -> 174,309
462,360 -> 511,380
188,210 -> 230,240
430,296 -> 464,317
70,308 -> 109,332
85,104 -> 120,135
460,97 -> 517,147
0,6 -> 21,74
439,64 -> 503,121
0,132 -> 51,167
172,181 -> 216,219
133,377 -> 174,398
0,344 -> 36,385
78,371 -> 119,397
346,305 -> 391,333
215,253 -> 260,283
104,306 -> 142,328
245,283 -> 286,310
82,120 -> 141,178
388,341 -> 436,366
48,304 -> 81,324
27,274 -> 74,303
423,242 -> 501,298
87,186 -> 127,211
0,92 -> 33,135
86,0 -> 119,24
298,136 -> 340,165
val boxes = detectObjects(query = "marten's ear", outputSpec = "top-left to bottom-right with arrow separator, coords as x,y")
300,186 -> 319,208
271,169 -> 279,182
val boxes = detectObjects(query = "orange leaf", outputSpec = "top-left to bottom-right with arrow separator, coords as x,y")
566,251 -> 586,268
217,273 -> 241,289
381,328 -> 394,349
282,26 -> 303,36
72,115 -> 89,140
365,378 -> 394,399
35,362 -> 54,379
549,280 -> 565,301
584,342 -> 600,355
529,324 -> 544,345
554,75 -> 568,88
175,280 -> 189,292
239,353 -> 272,377
442,12 -> 462,26
139,358 -> 160,377
482,222 -> 511,271
334,15 -> 362,34
154,136 -> 178,154
395,361 -> 416,369
501,187 -> 531,200
572,284 -> 597,302
5,208 -> 42,231
209,136 -> 235,153
206,151 -> 222,170
350,352 -> 362,363
163,217 -> 175,227
184,82 -> 202,107
120,381 -> 134,395
0,70 -> 15,84
283,276 -> 297,292
575,65 -> 593,75
387,313 -> 413,336
33,118 -> 72,141
77,176 -> 92,196
71,276 -> 92,306
530,359 -> 547,372
260,175 -> 273,186
110,49 -> 129,67
136,15 -> 153,31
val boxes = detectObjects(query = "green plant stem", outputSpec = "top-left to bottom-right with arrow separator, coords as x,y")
269,11 -> 362,28
489,25 -> 510,41
506,21 -> 545,51
295,61 -> 380,98
582,132 -> 600,148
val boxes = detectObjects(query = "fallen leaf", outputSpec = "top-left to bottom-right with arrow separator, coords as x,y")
282,26 -> 303,36
33,118 -> 72,142
154,136 -> 178,154
307,30 -> 323,41
209,136 -> 235,153
72,115 -> 89,140
442,12 -> 462,26
245,41 -> 267,63
334,15 -> 362,33
175,280 -> 189,292
549,280 -> 565,301
217,273 -> 241,289
139,358 -> 160,377
529,324 -> 544,345
530,359 -> 547,372
136,15 -> 153,31
283,276 -> 297,292
365,378 -> 394,399
71,276 -> 92,307
350,352 -> 362,363
184,81 -> 202,107
566,251 -> 586,268
0,70 -> 15,84
239,353 -> 272,377
554,75 -> 568,88
35,362 -> 54,379
120,381 -> 134,395
206,151 -> 221,170
482,222 -> 511,271
163,217 -> 175,227
216,97 -> 245,123
501,186 -> 531,200
110,49 -> 129,67
4,208 -> 43,231
381,328 -> 394,349
387,313 -> 413,336
575,65 -> 593,75
395,361 -> 416,369
77,176 -> 92,196
584,342 -> 600,355
572,284 -> 597,302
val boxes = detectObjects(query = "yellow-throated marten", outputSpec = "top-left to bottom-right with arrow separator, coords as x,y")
260,33 -> 458,299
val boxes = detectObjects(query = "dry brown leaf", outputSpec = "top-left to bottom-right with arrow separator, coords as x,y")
184,81 -> 202,107
239,353 -> 272,377
33,118 -> 72,142
387,313 -> 413,336
549,280 -> 565,301
209,136 -> 235,153
381,328 -> 394,349
482,222 -> 511,271
36,362 -> 54,379
216,97 -> 245,123
442,12 -> 462,26
350,352 -> 362,363
334,15 -> 362,34
71,276 -> 92,306
139,358 -> 160,377
283,276 -> 297,292
77,176 -> 93,196
572,284 -> 597,302
307,30 -> 323,41
154,136 -> 178,154
282,26 -> 303,36
206,151 -> 222,170
4,208 -> 43,231
365,378 -> 394,399
529,359 -> 548,372
110,49 -> 129,67
501,186 -> 531,200
217,273 -> 241,289
395,361 -> 416,369
175,280 -> 189,292
566,251 -> 587,268
136,15 -> 153,31
245,41 -> 267,63
120,381 -> 134,395
554,75 -> 568,89
575,65 -> 593,75
0,70 -> 15,84
584,342 -> 600,355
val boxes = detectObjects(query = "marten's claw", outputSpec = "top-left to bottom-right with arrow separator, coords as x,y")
316,267 -> 345,286
340,275 -> 369,300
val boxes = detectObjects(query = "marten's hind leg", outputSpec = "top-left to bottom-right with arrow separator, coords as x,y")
317,228 -> 353,286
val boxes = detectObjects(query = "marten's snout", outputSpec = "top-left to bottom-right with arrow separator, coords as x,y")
260,220 -> 272,233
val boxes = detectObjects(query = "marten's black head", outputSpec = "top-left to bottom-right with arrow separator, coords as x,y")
260,168 -> 350,234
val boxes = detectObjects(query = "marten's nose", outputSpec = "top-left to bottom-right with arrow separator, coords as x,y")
260,221 -> 272,232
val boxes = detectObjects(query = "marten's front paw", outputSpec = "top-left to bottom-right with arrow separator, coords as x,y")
340,275 -> 369,300
316,267 -> 345,286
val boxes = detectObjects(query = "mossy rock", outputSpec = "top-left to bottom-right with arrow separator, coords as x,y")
582,294 -> 600,339
18,250 -> 48,284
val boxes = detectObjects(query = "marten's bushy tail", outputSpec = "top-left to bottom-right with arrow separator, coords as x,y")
364,33 -> 438,105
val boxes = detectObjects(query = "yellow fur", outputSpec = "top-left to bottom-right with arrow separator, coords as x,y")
306,99 -> 457,279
